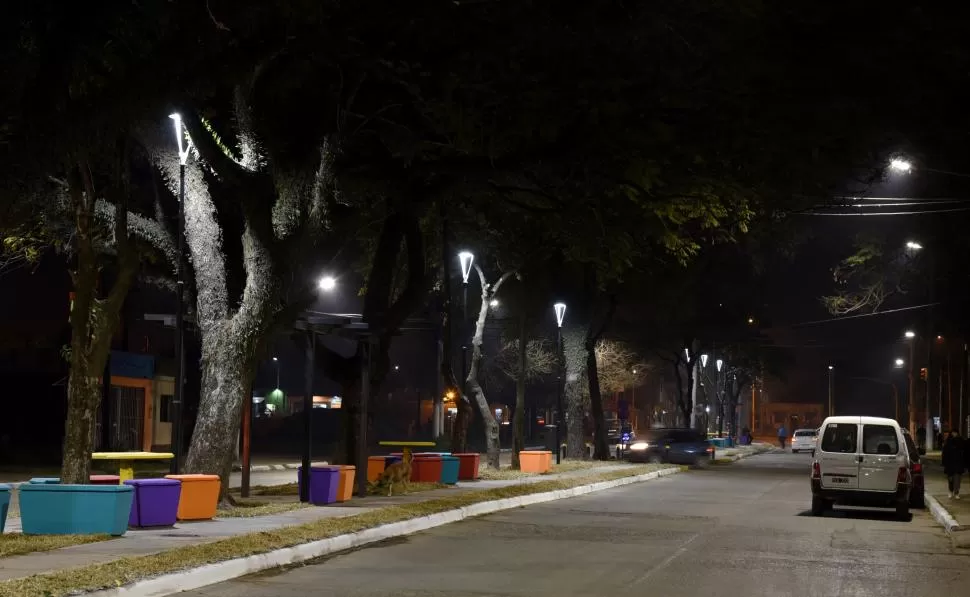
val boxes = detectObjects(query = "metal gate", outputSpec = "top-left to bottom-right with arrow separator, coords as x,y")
94,386 -> 144,451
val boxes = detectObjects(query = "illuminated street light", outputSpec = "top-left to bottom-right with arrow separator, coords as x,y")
905,241 -> 923,250
318,275 -> 337,291
272,357 -> 278,362
890,158 -> 913,173
828,365 -> 834,370
905,330 -> 916,338
458,251 -> 474,283
716,359 -> 723,372
700,354 -> 709,368
553,301 -> 567,465
895,358 -> 905,368
489,299 -> 499,308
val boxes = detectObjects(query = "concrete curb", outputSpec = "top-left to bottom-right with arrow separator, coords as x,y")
84,467 -> 682,597
923,493 -> 969,548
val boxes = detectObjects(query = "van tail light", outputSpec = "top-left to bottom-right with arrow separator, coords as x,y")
812,462 -> 821,480
912,462 -> 922,475
706,447 -> 714,454
897,466 -> 909,484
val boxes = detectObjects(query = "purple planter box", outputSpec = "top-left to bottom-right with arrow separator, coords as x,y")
125,478 -> 182,528
297,466 -> 340,505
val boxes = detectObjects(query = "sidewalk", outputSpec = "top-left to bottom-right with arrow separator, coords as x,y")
923,462 -> 970,527
0,463 -> 637,584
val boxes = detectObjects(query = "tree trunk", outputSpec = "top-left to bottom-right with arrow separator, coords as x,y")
61,372 -> 101,483
672,361 -> 690,424
562,325 -> 587,459
512,312 -> 527,469
585,338 -> 610,460
467,287 -> 500,469
183,331 -> 252,498
689,360 -> 699,430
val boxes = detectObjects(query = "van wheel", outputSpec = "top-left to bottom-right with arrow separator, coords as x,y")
895,501 -> 910,521
811,496 -> 826,516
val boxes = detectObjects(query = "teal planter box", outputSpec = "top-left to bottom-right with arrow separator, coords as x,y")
0,484 -> 10,533
439,456 -> 459,485
19,484 -> 134,536
29,477 -> 61,484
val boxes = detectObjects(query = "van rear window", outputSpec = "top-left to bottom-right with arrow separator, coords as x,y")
862,425 -> 899,455
820,423 -> 857,453
794,430 -> 815,437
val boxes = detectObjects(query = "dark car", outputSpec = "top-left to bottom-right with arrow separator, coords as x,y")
902,429 -> 925,509
625,428 -> 714,466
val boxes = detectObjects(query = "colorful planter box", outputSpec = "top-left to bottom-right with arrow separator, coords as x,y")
297,466 -> 340,505
411,456 -> 443,483
19,483 -> 134,536
125,478 -> 181,528
0,484 -> 10,533
453,453 -> 481,480
164,474 -> 220,520
327,465 -> 357,502
29,475 -> 121,485
519,450 -> 552,473
439,456 -> 459,485
367,456 -> 386,482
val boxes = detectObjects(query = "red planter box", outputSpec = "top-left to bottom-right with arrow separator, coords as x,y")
411,456 -> 443,483
452,453 -> 481,480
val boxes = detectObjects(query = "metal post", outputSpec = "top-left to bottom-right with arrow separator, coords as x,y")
926,256 -> 935,452
171,163 -> 186,474
356,336 -> 372,498
461,283 -> 468,393
908,339 -> 917,437
240,382 -> 252,498
556,327 -> 564,464
828,368 -> 834,417
300,331 -> 314,503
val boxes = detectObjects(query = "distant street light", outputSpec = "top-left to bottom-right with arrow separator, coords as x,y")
457,251 -> 475,413
905,330 -> 916,338
828,365 -> 834,370
318,276 -> 337,292
700,354 -> 709,368
553,302 -> 567,464
895,358 -> 905,367
716,359 -> 723,372
458,251 -> 475,283
394,365 -> 400,371
827,366 -> 835,417
489,299 -> 499,308
904,330 -> 917,437
905,241 -> 923,251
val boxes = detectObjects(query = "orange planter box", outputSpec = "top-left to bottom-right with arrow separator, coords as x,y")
411,456 -> 443,482
164,474 -> 220,520
452,453 -> 481,480
519,451 -> 552,473
330,465 -> 357,502
367,456 -> 387,482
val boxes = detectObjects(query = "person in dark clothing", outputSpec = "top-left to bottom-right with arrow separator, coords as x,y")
942,430 -> 965,499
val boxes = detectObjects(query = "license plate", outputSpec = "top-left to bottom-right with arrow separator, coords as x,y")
830,477 -> 849,484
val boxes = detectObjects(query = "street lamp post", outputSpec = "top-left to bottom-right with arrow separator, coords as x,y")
458,252 -> 474,398
554,302 -> 566,464
169,113 -> 193,474
905,330 -> 917,437
827,366 -> 834,417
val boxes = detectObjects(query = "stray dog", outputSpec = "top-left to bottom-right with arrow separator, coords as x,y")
371,448 -> 413,496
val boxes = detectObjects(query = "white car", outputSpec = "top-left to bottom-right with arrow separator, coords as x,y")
810,415 -> 911,519
791,428 -> 817,453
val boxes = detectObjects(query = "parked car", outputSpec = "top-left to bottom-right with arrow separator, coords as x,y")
810,415 -> 911,519
901,429 -> 925,509
626,428 -> 714,466
791,428 -> 818,453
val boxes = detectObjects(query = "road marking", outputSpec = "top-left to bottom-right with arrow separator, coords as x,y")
624,532 -> 702,587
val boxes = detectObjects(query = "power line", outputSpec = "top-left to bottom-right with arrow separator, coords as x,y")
798,207 -> 970,216
791,302 -> 940,327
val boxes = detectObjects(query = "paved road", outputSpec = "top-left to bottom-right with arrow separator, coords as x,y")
183,451 -> 970,597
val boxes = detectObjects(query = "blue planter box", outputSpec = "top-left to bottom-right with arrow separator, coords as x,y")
0,484 -> 10,533
19,484 -> 134,536
439,456 -> 459,485
29,477 -> 61,484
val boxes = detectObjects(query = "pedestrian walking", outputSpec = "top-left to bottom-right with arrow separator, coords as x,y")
942,430 -> 965,499
777,424 -> 787,450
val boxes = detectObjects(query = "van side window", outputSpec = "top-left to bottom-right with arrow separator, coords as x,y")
862,425 -> 899,455
820,423 -> 858,453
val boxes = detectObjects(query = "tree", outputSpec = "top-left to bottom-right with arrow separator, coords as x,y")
822,237 -> 921,315
594,340 -> 641,395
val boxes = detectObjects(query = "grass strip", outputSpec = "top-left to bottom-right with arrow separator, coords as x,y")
0,534 -> 111,559
478,459 -> 612,481
0,464 -> 675,597
249,481 -> 446,498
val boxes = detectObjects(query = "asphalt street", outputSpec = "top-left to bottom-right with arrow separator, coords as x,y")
183,451 -> 970,597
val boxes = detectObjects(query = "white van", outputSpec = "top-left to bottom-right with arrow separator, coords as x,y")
810,416 -> 911,519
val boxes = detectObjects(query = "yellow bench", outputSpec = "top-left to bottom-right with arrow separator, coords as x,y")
92,452 -> 175,483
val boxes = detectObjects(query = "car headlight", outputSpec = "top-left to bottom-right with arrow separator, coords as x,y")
629,442 -> 649,451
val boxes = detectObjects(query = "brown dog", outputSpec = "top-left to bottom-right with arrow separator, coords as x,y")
371,448 -> 413,496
